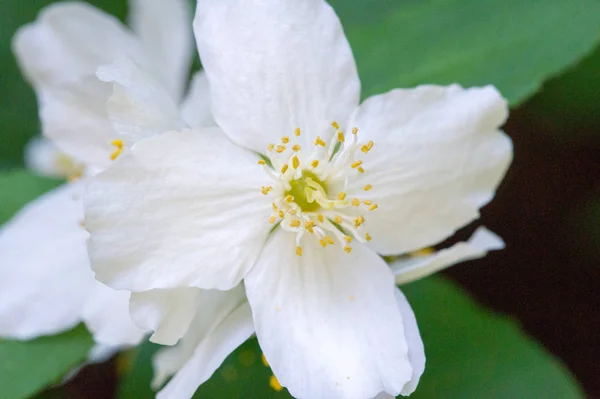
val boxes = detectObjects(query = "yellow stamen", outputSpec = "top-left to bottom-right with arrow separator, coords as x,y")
269,375 -> 283,392
268,216 -> 276,224
288,209 -> 297,215
363,200 -> 373,205
261,186 -> 272,195
361,140 -> 374,153
267,143 -> 275,152
337,131 -> 345,143
304,221 -> 315,233
337,192 -> 347,201
261,354 -> 269,367
272,203 -> 278,210
258,159 -> 266,165
314,136 -> 326,147
365,233 -> 372,242
324,236 -> 334,245
369,204 -> 378,211
110,139 -> 124,160
320,239 -> 327,247
285,195 -> 294,203
281,164 -> 289,174
317,214 -> 324,223
344,246 -> 352,253
295,128 -> 301,136
345,235 -> 353,243
354,215 -> 365,227
292,144 -> 301,152
331,121 -> 340,130
281,136 -> 290,144
352,127 -> 359,135
351,198 -> 361,207
278,210 -> 285,218
351,160 -> 363,169
276,145 -> 286,153
364,184 -> 373,191
357,166 -> 365,174
334,215 -> 343,224
292,155 -> 300,169
311,160 -> 319,168
289,220 -> 301,228
296,246 -> 303,256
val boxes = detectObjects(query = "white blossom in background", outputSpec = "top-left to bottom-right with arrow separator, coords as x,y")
84,0 -> 513,398
0,0 -> 214,363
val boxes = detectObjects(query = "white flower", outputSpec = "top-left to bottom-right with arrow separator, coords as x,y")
84,0 -> 512,397
0,0 -> 205,358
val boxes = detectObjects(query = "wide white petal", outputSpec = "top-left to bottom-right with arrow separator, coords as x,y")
394,289 -> 425,396
180,71 -> 215,129
128,0 -> 193,101
130,288 -> 200,345
194,0 -> 360,153
0,183 -> 92,339
12,2 -> 148,88
97,58 -> 186,145
40,77 -> 114,169
245,232 -> 412,399
154,287 -> 253,398
85,128 -> 273,291
81,280 -> 146,347
347,85 -> 512,255
393,227 -> 505,286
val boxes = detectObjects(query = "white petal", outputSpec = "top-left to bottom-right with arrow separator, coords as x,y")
12,2 -> 148,88
85,128 -> 273,291
194,0 -> 360,153
393,227 -> 505,285
372,394 -> 395,399
96,58 -> 186,146
130,288 -> 200,346
347,85 -> 512,255
40,77 -> 114,169
0,183 -> 92,339
24,136 -> 81,179
154,287 -> 253,398
394,289 -> 425,396
128,0 -> 193,101
81,281 -> 146,347
180,71 -> 215,129
245,232 -> 412,399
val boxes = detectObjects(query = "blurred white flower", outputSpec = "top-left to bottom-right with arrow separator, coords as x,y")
84,0 -> 513,397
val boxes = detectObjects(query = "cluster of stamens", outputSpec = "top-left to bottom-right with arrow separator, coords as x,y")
258,122 -> 377,255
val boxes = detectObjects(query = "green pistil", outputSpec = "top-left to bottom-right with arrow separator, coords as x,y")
285,170 -> 328,212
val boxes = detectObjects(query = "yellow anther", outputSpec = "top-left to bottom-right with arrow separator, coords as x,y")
364,184 -> 373,191
289,220 -> 301,228
112,139 -> 124,147
285,195 -> 294,203
320,239 -> 327,247
351,160 -> 363,169
295,128 -> 301,136
292,155 -> 300,169
292,144 -> 301,152
365,233 -> 372,242
361,140 -> 374,153
269,375 -> 284,392
296,246 -> 303,256
288,209 -> 297,215
337,131 -> 345,143
324,236 -> 334,245
354,215 -> 365,228
369,204 -> 378,211
258,159 -> 266,165
276,145 -> 286,153
261,186 -> 273,195
278,210 -> 285,218
268,216 -> 276,224
337,192 -> 347,200
357,166 -> 365,174
261,354 -> 269,367
344,235 -> 353,243
281,164 -> 289,174
334,215 -> 343,224
267,143 -> 275,152
351,198 -> 361,207
314,136 -> 326,147
363,200 -> 373,206
110,139 -> 124,161
272,203 -> 278,210
352,127 -> 359,135
304,221 -> 315,233
311,160 -> 319,168
332,121 -> 340,130
281,136 -> 290,144
317,214 -> 324,223
344,246 -> 353,253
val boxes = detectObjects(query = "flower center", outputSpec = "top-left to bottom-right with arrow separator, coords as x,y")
258,123 -> 377,256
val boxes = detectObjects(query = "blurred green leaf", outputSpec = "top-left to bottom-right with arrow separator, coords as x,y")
332,0 -> 600,106
0,169 -> 61,223
121,277 -> 582,398
117,343 -> 161,399
0,325 -> 93,399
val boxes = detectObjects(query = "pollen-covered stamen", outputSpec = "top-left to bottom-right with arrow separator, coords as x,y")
258,124 -> 377,254
110,139 -> 124,161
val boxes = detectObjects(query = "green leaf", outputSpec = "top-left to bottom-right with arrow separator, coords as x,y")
332,0 -> 600,106
0,170 -> 61,224
0,325 -> 94,399
404,277 -> 583,398
117,343 -> 161,399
